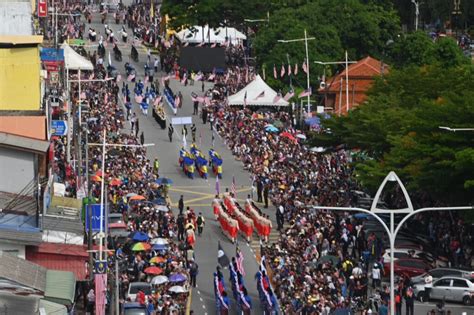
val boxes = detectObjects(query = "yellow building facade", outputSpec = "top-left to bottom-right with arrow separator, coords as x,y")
0,35 -> 43,111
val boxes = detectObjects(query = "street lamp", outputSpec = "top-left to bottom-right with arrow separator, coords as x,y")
278,29 -> 315,113
439,126 -> 474,132
244,12 -> 270,23
411,0 -> 420,31
88,130 -> 154,315
312,171 -> 473,315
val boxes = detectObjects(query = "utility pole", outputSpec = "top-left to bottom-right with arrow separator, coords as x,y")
345,51 -> 350,113
115,259 -> 120,315
411,0 -> 420,31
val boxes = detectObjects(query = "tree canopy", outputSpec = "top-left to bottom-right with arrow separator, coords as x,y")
311,64 -> 474,205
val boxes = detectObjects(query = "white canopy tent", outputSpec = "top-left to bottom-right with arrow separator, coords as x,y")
177,25 -> 246,45
227,75 -> 289,107
60,43 -> 94,71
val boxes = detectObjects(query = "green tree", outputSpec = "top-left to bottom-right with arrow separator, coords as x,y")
311,64 -> 474,205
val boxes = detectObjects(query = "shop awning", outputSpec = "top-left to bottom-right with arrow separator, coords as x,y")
44,270 -> 76,306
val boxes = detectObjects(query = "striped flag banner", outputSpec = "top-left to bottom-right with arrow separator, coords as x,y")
298,88 -> 312,98
127,74 -> 135,82
284,89 -> 295,101
231,175 -> 237,197
273,93 -> 282,104
154,96 -> 162,106
236,246 -> 245,276
280,64 -> 285,77
95,273 -> 107,315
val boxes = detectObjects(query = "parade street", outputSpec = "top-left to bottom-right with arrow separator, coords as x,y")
87,15 -> 272,314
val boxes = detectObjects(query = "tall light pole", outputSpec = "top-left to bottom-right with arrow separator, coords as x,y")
88,132 -> 154,315
411,0 -> 420,31
312,171 -> 473,315
314,59 -> 357,114
439,126 -> 474,132
278,29 -> 315,114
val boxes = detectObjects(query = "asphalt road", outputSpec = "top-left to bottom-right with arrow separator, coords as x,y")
86,13 -> 270,315
85,12 -> 474,315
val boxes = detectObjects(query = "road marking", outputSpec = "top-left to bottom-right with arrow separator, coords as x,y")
199,297 -> 203,302
202,305 -> 206,309
197,290 -> 201,295
170,187 -> 215,197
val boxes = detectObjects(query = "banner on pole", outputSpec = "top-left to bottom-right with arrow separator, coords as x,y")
85,204 -> 106,232
171,117 -> 192,125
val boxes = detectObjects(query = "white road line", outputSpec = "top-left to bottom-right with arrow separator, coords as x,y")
197,290 -> 201,295
199,297 -> 203,302
202,305 -> 206,309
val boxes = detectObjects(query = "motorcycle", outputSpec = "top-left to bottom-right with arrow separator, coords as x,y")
209,150 -> 223,179
121,28 -> 128,42
88,29 -> 97,42
97,42 -> 105,58
113,44 -> 122,62
131,45 -> 139,62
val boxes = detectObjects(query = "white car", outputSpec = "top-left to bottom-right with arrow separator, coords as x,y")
413,276 -> 474,305
126,282 -> 152,302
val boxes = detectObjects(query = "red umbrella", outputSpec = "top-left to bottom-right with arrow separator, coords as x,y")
144,266 -> 163,275
280,132 -> 297,142
109,178 -> 122,186
90,175 -> 102,182
95,170 -> 104,177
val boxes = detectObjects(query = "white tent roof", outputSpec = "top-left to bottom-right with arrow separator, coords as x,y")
227,75 -> 289,107
177,25 -> 246,45
60,43 -> 93,71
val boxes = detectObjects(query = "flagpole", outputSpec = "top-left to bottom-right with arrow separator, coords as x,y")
345,50 -> 350,113
304,29 -> 311,114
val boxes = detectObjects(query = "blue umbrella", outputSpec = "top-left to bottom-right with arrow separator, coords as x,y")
265,124 -> 279,133
305,116 -> 320,126
152,244 -> 168,251
169,273 -> 187,282
155,178 -> 173,185
129,231 -> 149,242
152,197 -> 166,205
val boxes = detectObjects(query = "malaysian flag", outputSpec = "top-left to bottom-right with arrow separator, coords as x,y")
231,175 -> 237,197
243,91 -> 247,107
273,65 -> 277,79
273,92 -> 282,104
283,89 -> 295,101
298,88 -> 312,98
302,59 -> 308,74
254,91 -> 265,100
294,63 -> 298,75
236,245 -> 245,276
95,273 -> 107,315
215,174 -> 220,195
288,63 -> 292,75
280,64 -> 285,77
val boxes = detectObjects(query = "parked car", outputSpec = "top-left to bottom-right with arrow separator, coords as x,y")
384,258 -> 430,277
383,249 -> 448,268
413,276 -> 474,305
126,282 -> 152,302
123,302 -> 148,315
411,267 -> 474,284
108,213 -> 124,225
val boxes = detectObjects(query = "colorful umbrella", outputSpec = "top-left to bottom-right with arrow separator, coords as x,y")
109,178 -> 122,186
129,231 -> 149,242
155,205 -> 169,212
169,273 -> 187,282
91,175 -> 102,182
152,244 -> 168,251
155,178 -> 173,185
168,285 -> 187,293
95,170 -> 104,177
131,242 -> 151,251
150,238 -> 169,245
151,275 -> 169,285
144,266 -> 163,275
150,256 -> 166,264
280,132 -> 297,142
126,192 -> 138,198
129,195 -> 146,201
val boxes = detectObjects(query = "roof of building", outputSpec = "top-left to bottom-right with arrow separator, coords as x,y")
39,299 -> 67,315
0,116 -> 46,140
0,132 -> 49,153
0,252 -> 46,292
44,270 -> 76,305
322,56 -> 388,93
26,243 -> 90,281
0,35 -> 43,45
0,228 -> 42,245
41,215 -> 84,235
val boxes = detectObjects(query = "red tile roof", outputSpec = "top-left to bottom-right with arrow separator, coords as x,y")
26,243 -> 89,280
